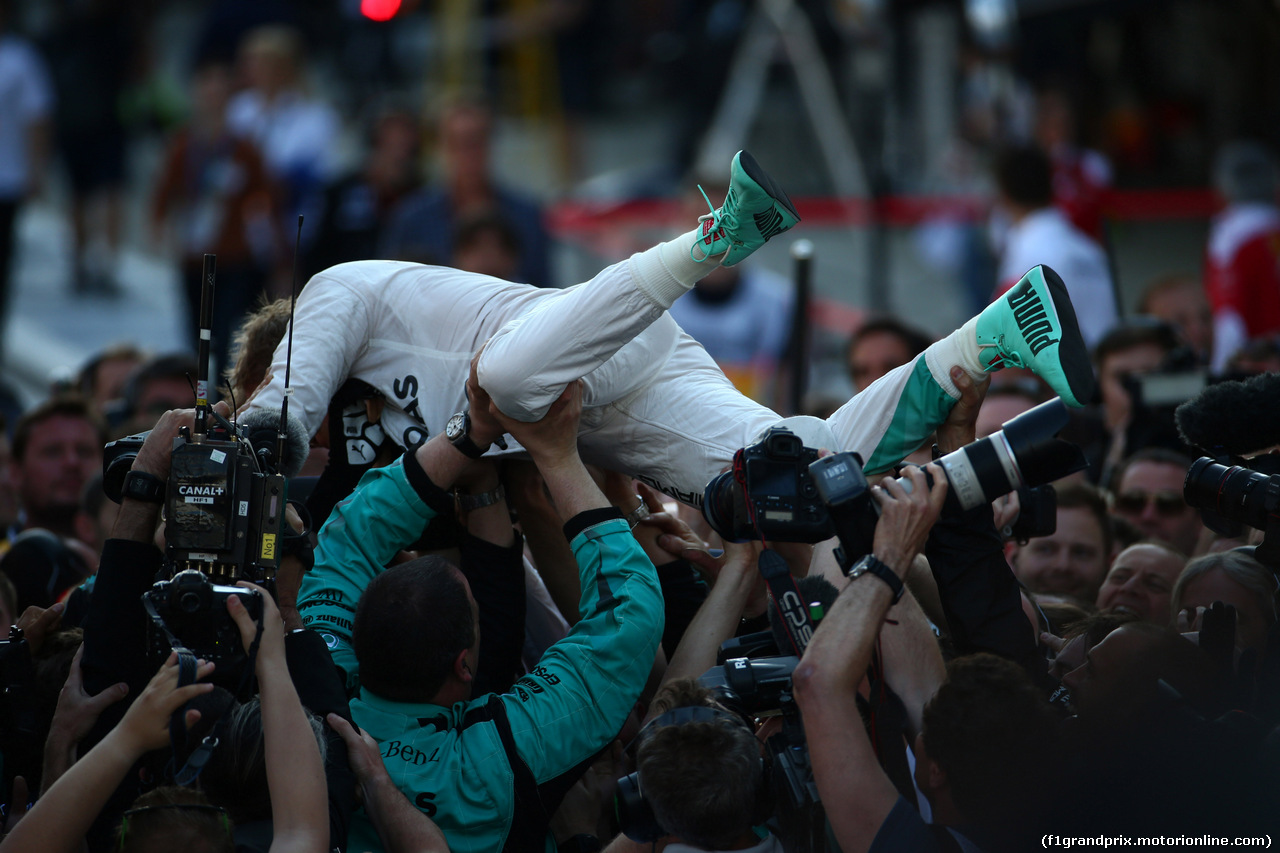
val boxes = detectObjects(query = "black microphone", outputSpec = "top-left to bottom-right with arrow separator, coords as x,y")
1175,372 -> 1280,456
237,406 -> 309,478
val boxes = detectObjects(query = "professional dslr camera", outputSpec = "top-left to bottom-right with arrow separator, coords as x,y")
702,398 -> 1087,558
1183,456 -> 1280,567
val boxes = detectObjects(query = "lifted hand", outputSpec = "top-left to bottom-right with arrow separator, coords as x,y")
935,366 -> 990,455
488,381 -> 584,471
871,463 -> 947,575
115,652 -> 215,755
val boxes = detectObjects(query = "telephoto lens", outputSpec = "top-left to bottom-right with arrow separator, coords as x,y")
899,397 -> 1087,510
1184,457 -> 1280,533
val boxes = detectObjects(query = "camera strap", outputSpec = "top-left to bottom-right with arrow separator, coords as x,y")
143,593 -> 266,786
757,550 -> 816,657
280,500 -> 315,572
729,448 -> 818,657
168,648 -> 214,785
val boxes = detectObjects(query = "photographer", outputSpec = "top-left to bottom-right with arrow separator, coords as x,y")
295,379 -> 665,852
624,678 -> 780,853
794,465 -> 1058,853
1,576 -> 329,853
73,406 -> 354,852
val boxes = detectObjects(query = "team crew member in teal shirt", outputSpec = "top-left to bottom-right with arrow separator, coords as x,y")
296,379 -> 664,853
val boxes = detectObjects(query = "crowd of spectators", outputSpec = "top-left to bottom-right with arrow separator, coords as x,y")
0,172 -> 1276,853
0,4 -> 1279,853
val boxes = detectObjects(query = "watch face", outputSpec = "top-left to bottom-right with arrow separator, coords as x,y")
445,412 -> 467,440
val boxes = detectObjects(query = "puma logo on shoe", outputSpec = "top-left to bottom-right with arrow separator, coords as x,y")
691,151 -> 798,265
700,218 -> 720,244
754,208 -> 786,241
1007,280 -> 1060,356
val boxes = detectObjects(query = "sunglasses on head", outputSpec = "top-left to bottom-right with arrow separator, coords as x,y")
1112,490 -> 1185,517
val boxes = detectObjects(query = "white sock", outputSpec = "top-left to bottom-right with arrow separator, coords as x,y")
924,315 -> 988,398
630,225 -> 725,310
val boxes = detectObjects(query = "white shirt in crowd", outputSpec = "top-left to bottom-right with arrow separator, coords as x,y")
997,207 -> 1118,349
0,33 -> 53,199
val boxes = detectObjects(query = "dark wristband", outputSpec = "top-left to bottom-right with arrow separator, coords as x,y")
122,470 -> 166,504
450,431 -> 486,459
558,835 -> 602,853
403,449 -> 457,516
848,554 -> 905,603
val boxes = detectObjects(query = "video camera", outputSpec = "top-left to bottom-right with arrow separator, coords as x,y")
698,654 -> 826,849
1175,372 -> 1280,568
103,409 -> 291,584
99,255 -> 302,679
1183,456 -> 1280,566
102,400 -> 285,675
703,398 -> 1087,558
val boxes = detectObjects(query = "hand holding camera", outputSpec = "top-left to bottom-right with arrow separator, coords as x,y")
114,651 -> 215,756
868,464 -> 948,576
129,403 -> 233,482
227,581 -> 285,674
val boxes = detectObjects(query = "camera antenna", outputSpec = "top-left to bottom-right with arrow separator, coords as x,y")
193,253 -> 216,443
276,215 -> 303,470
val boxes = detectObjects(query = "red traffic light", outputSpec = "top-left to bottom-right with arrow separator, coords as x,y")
361,0 -> 401,22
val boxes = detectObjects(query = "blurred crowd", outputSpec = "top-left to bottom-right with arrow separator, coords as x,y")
0,1 -> 1278,852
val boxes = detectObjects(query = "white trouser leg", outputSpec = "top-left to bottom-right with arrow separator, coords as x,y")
477,228 -> 718,421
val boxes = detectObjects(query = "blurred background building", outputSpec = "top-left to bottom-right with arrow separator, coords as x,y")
2,0 -> 1278,412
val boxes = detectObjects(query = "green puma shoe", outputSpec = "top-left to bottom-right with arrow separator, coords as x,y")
691,150 -> 801,266
975,265 -> 1095,407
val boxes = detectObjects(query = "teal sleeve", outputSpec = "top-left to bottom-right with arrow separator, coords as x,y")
500,517 -> 664,782
864,357 -> 956,474
297,457 -> 437,689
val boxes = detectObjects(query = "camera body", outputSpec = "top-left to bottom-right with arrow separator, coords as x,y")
143,570 -> 263,669
703,427 -> 832,543
704,399 -> 1086,553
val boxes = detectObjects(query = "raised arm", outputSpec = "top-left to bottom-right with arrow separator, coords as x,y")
298,363 -> 508,685
658,537 -> 760,687
485,382 -> 664,781
228,584 -> 327,853
923,369 -> 1043,681
454,385 -> 525,695
0,655 -> 214,853
245,272 -> 375,437
326,714 -> 451,853
792,465 -> 947,853
875,583 -> 946,740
